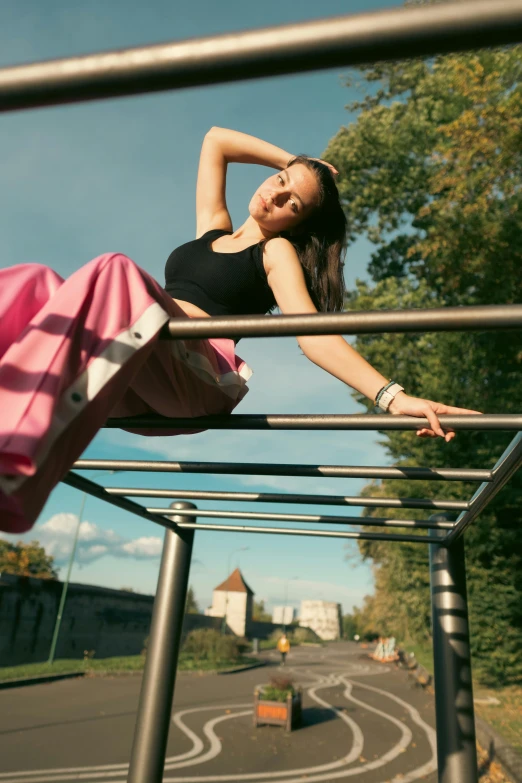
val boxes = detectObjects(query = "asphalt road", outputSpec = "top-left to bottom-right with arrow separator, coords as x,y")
0,642 -> 437,782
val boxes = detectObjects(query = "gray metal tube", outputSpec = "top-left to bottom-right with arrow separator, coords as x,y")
175,520 -> 431,544
160,304 -> 522,340
103,413 -> 522,431
73,459 -> 492,483
63,471 -> 175,528
1,1 -> 521,113
106,486 -> 469,511
127,502 -> 196,783
445,432 -> 522,545
429,525 -> 478,783
144,505 -> 454,529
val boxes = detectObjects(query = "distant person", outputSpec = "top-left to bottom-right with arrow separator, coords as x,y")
277,633 -> 291,666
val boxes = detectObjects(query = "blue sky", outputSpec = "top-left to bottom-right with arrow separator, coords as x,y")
0,0 -> 405,615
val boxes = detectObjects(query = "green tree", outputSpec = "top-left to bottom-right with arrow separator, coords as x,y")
185,585 -> 200,614
253,599 -> 272,622
0,539 -> 58,579
326,43 -> 522,685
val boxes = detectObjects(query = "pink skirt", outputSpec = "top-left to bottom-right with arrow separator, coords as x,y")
0,254 -> 252,534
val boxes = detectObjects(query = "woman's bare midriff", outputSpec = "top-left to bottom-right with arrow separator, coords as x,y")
173,298 -> 211,318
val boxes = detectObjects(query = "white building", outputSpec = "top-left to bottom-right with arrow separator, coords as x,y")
204,568 -> 253,637
299,600 -> 342,640
272,606 -> 295,625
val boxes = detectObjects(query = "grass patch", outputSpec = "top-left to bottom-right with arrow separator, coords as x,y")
474,685 -> 522,755
399,641 -> 522,755
0,653 -> 258,682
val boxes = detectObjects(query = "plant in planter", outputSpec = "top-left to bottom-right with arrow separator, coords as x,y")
253,675 -> 302,732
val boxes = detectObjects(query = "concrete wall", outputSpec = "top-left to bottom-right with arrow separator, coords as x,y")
299,600 -> 342,641
0,573 -> 220,666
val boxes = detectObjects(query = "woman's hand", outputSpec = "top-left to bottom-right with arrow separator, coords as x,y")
309,157 -> 339,178
388,392 -> 481,442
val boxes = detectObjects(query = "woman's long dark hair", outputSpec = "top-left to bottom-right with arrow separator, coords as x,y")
282,156 -> 347,312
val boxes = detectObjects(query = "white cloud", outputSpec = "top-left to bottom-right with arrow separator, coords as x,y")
121,536 -> 164,558
2,513 -> 163,567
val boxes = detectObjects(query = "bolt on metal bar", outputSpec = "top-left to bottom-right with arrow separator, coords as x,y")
73,458 -> 492,482
174,520 -> 431,543
144,506 -> 454,529
159,304 -> 522,341
103,413 -> 522,431
63,472 -> 177,529
444,432 -> 522,546
106,486 -> 470,511
1,0 -> 521,114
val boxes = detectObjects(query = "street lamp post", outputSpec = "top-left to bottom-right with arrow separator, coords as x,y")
222,546 -> 249,634
47,470 -> 116,664
283,576 -> 298,632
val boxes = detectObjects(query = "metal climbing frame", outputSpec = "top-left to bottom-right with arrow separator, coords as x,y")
2,1 -> 522,781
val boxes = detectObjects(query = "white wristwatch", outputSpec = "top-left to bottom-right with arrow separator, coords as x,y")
376,382 -> 404,412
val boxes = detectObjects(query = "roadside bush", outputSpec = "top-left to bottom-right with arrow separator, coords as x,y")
182,629 -> 240,662
292,627 -> 321,644
261,675 -> 295,702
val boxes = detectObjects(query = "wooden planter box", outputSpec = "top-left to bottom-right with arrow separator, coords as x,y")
253,688 -> 302,732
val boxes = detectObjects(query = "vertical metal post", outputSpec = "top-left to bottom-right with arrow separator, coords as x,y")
127,502 -> 197,783
429,523 -> 478,783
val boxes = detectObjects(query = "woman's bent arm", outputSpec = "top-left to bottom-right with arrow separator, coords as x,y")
196,127 -> 292,237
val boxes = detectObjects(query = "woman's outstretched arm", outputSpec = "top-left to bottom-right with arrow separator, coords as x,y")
264,238 -> 480,442
196,127 -> 292,237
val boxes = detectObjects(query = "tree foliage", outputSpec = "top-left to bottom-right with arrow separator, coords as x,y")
253,599 -> 272,622
325,43 -> 522,685
185,585 -> 200,614
0,538 -> 58,579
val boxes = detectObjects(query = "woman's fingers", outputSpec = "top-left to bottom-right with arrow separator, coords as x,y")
437,404 -> 482,415
423,405 -> 445,438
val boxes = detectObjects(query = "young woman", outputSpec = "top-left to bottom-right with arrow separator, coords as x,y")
0,127 -> 478,535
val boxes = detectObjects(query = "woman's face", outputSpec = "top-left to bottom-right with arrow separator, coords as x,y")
249,163 -> 320,234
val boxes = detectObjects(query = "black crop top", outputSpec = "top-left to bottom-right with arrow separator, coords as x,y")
165,228 -> 276,315
164,229 -> 276,317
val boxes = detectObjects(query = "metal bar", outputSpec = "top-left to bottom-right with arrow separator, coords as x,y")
144,505 -> 454,529
62,472 -> 177,529
175,520 -> 431,543
444,432 -> 522,546
128,503 -> 197,783
1,1 -> 521,113
73,459 -> 492,482
430,526 -> 478,783
106,486 -> 470,511
159,305 -> 522,341
104,413 -> 522,431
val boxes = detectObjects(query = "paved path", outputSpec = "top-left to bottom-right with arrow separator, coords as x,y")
0,642 -> 437,782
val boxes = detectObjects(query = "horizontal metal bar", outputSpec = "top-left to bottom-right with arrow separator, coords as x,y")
107,486 -> 469,511
62,472 -> 176,529
2,1 -> 521,113
104,413 -> 522,431
160,305 -> 522,341
145,506 -> 454,529
74,459 -> 492,482
444,432 -> 522,546
174,520 -> 432,543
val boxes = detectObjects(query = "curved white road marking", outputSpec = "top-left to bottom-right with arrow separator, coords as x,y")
0,705 -> 251,783
164,675 -> 364,777
0,656 -> 437,783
